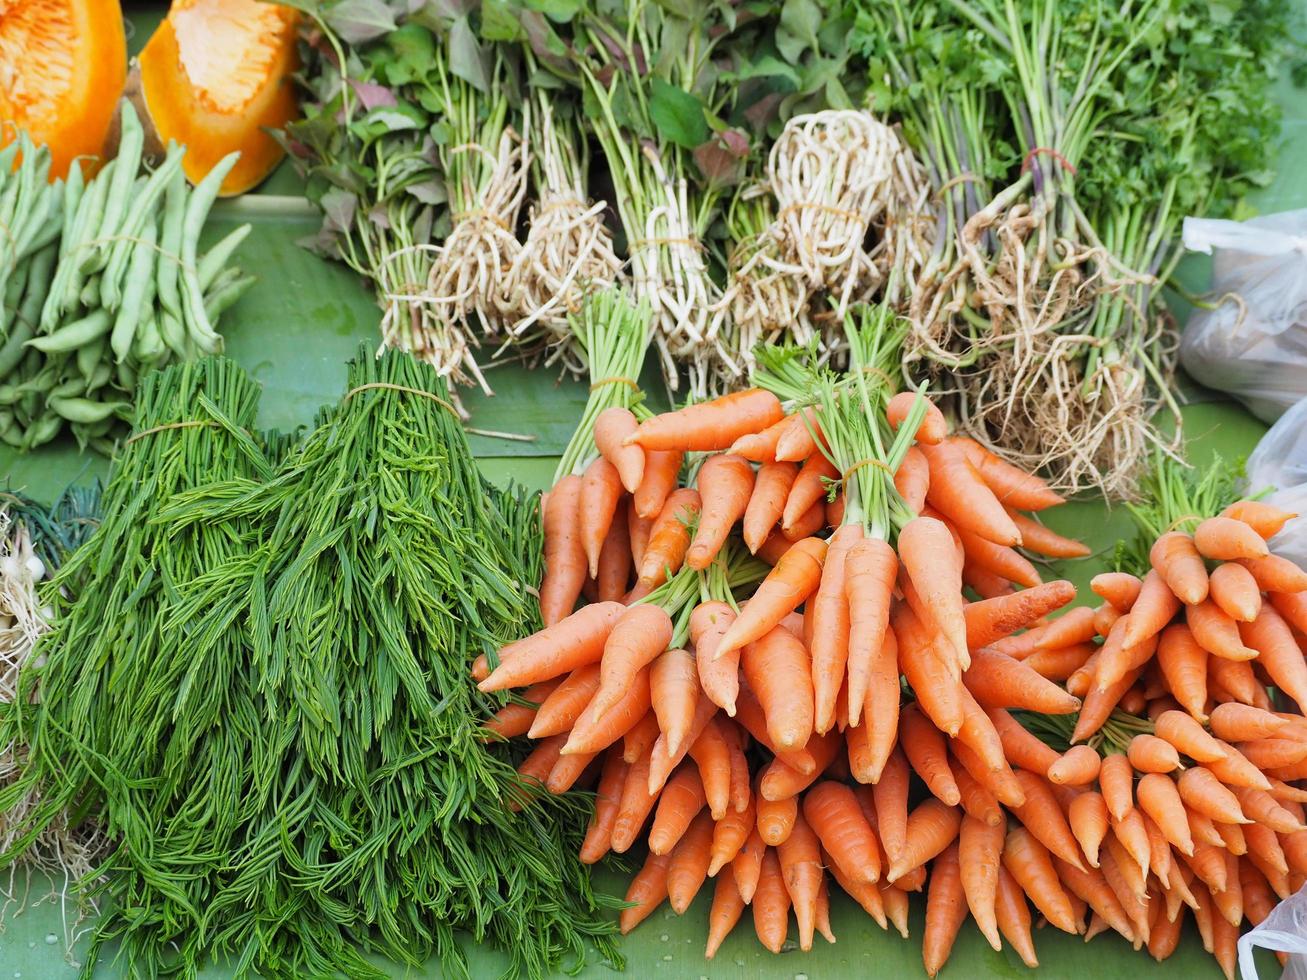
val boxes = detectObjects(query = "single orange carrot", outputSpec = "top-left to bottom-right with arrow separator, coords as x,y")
1004,826 -> 1079,934
1241,553 -> 1307,593
510,734 -> 567,810
562,665 -> 653,757
1094,602 -> 1124,640
580,604 -> 673,727
899,515 -> 969,666
667,809 -> 715,913
963,560 -> 1015,599
480,601 -> 626,692
710,792 -> 757,876
953,437 -> 1064,511
687,453 -> 754,570
529,664 -> 602,738
732,827 -> 766,903
957,525 -> 1042,588
757,786 -> 799,847
594,406 -> 645,493
894,605 -> 964,736
774,406 -> 822,462
723,723 -> 751,813
922,841 -> 967,977
1150,532 -> 1209,605
883,884 -> 912,939
1156,622 -> 1209,722
894,444 -> 931,515
1242,604 -> 1307,713
965,581 -> 1078,649
1211,702 -> 1290,741
758,731 -> 840,802
958,815 -> 1004,950
988,706 -> 1061,775
728,413 -> 791,462
844,535 -> 898,725
647,692 -> 717,795
595,499 -> 632,601
689,601 -> 740,716
742,460 -> 798,554
1137,773 -> 1194,855
1236,736 -> 1307,770
1091,572 -> 1144,611
1048,745 -> 1101,786
872,748 -> 910,864
714,537 -> 827,659
1188,599 -> 1258,660
610,748 -> 658,853
482,678 -> 561,740
1069,790 -> 1109,868
1031,607 -> 1099,652
828,854 -> 887,928
1098,753 -> 1134,822
621,849 -> 671,933
540,474 -> 586,625
1024,642 -> 1096,682
741,625 -> 815,752
900,704 -> 961,806
781,453 -> 839,532
1207,739 -> 1274,791
1094,614 -> 1160,692
1269,589 -> 1307,633
1056,857 -> 1135,943
1071,661 -> 1144,744
804,781 -> 881,885
622,710 -> 660,764
628,389 -> 784,452
1008,510 -> 1091,558
580,456 -> 624,578
636,487 -> 702,587
580,750 -> 627,864
995,865 -> 1040,967
1155,710 -> 1227,764
643,768 -> 705,857
951,756 -> 1004,827
752,848 -> 791,953
1127,733 -> 1182,774
545,746 -> 599,794
781,499 -> 826,541
628,503 -> 653,569
964,646 -> 1081,714
1241,858 -> 1281,922
1222,500 -> 1297,538
1011,770 -> 1087,870
1176,767 -> 1247,825
887,799 -> 962,883
704,871 -> 745,959
921,440 -> 1023,546
1208,561 -> 1262,623
687,718 -> 731,819
650,648 -> 700,756
1120,569 -> 1183,649
810,524 -> 861,733
734,681 -> 817,775
633,448 -> 683,521
1194,516 -> 1269,562
886,390 -> 947,444
1245,821 -> 1290,881
1147,894 -> 1185,962
1236,786 -> 1305,833
777,812 -> 823,950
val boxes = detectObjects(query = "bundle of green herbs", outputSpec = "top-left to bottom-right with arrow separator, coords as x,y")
0,351 -> 617,978
853,0 -> 1295,497
0,108 -> 251,452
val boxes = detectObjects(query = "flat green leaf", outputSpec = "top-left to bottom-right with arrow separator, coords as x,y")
649,79 -> 710,150
525,0 -> 580,21
723,54 -> 802,88
780,0 -> 821,55
481,0 -> 528,41
322,0 -> 397,43
448,15 -> 492,92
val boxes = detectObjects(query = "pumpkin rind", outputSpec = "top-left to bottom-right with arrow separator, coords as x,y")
0,0 -> 128,178
137,0 -> 299,197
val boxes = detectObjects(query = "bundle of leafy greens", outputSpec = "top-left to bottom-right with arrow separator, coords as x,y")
852,0 -> 1295,498
0,351 -> 617,978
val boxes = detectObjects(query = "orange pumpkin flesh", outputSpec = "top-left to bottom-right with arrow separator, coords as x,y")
0,0 -> 127,178
137,0 -> 299,197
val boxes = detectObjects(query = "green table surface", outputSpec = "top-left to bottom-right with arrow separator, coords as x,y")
0,7 -> 1304,980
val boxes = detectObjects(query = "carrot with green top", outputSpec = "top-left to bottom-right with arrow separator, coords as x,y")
844,535 -> 897,725
627,388 -> 784,452
636,488 -> 701,587
714,536 -> 827,659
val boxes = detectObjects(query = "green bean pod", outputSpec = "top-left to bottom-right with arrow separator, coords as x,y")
77,336 -> 107,382
86,361 -> 112,392
197,223 -> 252,291
115,360 -> 136,392
102,147 -> 185,309
203,273 -> 255,323
49,395 -> 125,425
0,244 -> 57,378
22,410 -> 65,449
111,219 -> 160,363
131,313 -> 167,365
27,309 -> 113,353
88,103 -> 145,275
58,163 -> 85,262
52,161 -> 111,323
158,309 -> 188,360
179,153 -> 240,346
156,160 -> 187,320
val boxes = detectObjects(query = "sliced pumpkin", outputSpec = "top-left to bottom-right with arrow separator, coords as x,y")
0,0 -> 128,178
136,0 -> 299,196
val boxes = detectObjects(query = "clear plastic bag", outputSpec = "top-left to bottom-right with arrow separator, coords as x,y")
1245,396 -> 1307,569
1180,209 -> 1307,422
1239,882 -> 1307,980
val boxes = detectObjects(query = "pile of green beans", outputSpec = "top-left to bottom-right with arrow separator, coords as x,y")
0,104 -> 253,454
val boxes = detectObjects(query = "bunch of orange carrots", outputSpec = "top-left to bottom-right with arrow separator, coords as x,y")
474,316 -> 1307,976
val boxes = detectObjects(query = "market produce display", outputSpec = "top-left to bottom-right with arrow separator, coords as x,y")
0,352 -> 618,979
0,108 -> 251,452
479,312 -> 1307,978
